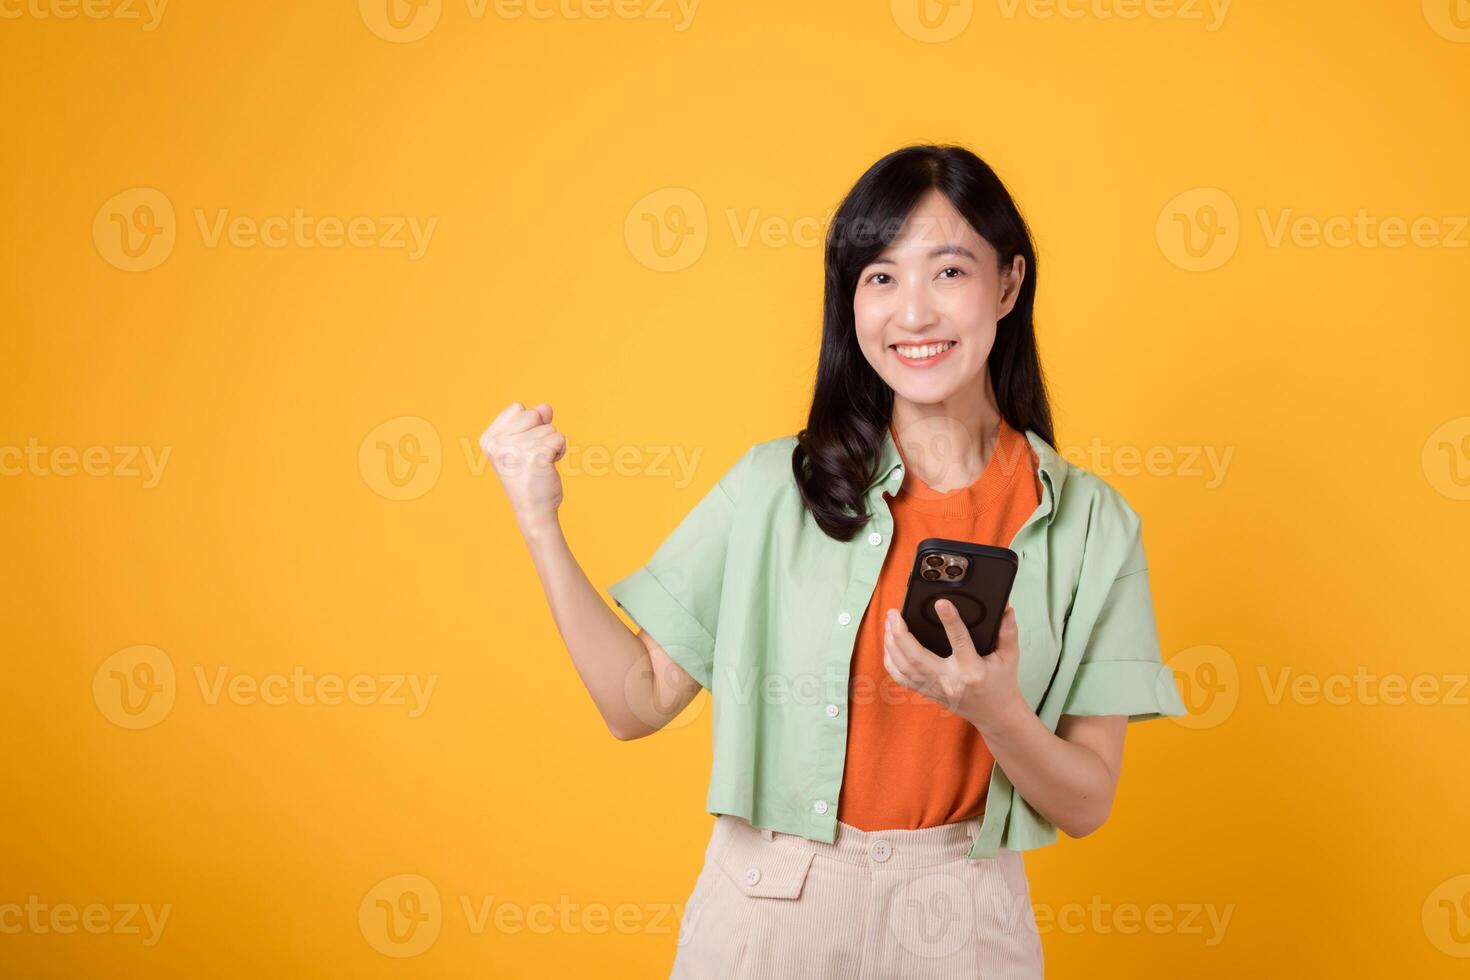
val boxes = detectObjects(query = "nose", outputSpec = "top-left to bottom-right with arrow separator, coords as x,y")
898,277 -> 939,329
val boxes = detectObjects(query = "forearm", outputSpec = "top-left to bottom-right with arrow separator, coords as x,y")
970,697 -> 1117,838
519,518 -> 657,738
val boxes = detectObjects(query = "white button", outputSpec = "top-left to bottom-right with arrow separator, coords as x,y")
824,703 -> 839,717
837,612 -> 852,626
890,470 -> 901,482
870,840 -> 892,862
813,800 -> 829,815
868,532 -> 882,546
743,866 -> 761,886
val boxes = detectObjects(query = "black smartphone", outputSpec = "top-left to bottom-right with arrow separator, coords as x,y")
898,538 -> 1018,657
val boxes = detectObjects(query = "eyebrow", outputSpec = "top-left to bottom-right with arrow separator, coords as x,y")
867,244 -> 978,264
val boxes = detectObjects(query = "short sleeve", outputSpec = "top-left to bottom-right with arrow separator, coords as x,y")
606,446 -> 752,690
1060,519 -> 1188,723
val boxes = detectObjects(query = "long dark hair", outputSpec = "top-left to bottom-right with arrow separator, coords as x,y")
792,144 -> 1054,541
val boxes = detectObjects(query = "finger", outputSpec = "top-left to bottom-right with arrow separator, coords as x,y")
888,612 -> 936,667
491,423 -> 560,470
884,609 -> 910,659
934,598 -> 977,657
994,604 -> 1019,656
532,402 -> 553,425
883,625 -> 917,676
505,422 -> 560,446
485,401 -> 526,437
496,404 -> 546,438
526,431 -> 567,468
883,648 -> 912,689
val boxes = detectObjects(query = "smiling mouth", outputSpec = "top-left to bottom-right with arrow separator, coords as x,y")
890,340 -> 957,360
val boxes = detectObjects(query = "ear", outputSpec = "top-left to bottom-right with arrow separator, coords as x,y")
997,253 -> 1026,320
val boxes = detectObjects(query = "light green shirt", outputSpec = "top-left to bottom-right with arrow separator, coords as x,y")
608,425 -> 1187,860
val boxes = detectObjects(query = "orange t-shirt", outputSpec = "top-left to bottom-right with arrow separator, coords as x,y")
836,416 -> 1042,831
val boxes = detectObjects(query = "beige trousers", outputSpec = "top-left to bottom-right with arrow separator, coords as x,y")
670,813 -> 1044,979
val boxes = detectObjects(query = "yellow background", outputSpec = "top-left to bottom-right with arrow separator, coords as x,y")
3,0 -> 1469,976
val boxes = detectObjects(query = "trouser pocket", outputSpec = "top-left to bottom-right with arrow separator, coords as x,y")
670,817 -> 819,979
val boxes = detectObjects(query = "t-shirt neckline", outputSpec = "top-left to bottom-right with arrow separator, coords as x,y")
886,417 -> 1031,518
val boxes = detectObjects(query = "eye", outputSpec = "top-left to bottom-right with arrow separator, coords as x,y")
937,266 -> 964,279
864,271 -> 893,285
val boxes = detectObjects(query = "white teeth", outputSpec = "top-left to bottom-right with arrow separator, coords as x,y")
895,341 -> 955,359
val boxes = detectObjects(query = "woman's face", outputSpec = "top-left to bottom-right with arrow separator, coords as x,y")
853,188 -> 1025,406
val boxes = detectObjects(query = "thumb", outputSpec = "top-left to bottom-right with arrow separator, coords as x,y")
533,403 -> 553,424
934,598 -> 976,657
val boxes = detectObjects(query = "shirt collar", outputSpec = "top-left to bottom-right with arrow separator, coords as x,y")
865,423 -> 1069,524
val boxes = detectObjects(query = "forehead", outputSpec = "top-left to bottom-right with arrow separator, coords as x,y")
882,189 -> 987,253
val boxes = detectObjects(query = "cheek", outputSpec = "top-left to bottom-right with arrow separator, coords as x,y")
938,278 -> 992,316
852,293 -> 882,334
852,295 -> 889,354
938,284 -> 999,350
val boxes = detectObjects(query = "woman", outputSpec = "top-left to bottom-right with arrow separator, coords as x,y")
481,144 -> 1188,979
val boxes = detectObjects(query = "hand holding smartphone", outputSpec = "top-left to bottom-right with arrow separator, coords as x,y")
898,538 -> 1018,657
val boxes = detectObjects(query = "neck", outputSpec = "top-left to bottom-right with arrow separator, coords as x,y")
890,376 -> 1003,493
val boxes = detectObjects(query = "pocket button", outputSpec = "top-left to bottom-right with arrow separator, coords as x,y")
743,866 -> 761,886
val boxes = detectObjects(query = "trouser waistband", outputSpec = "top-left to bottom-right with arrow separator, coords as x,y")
720,813 -> 992,869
